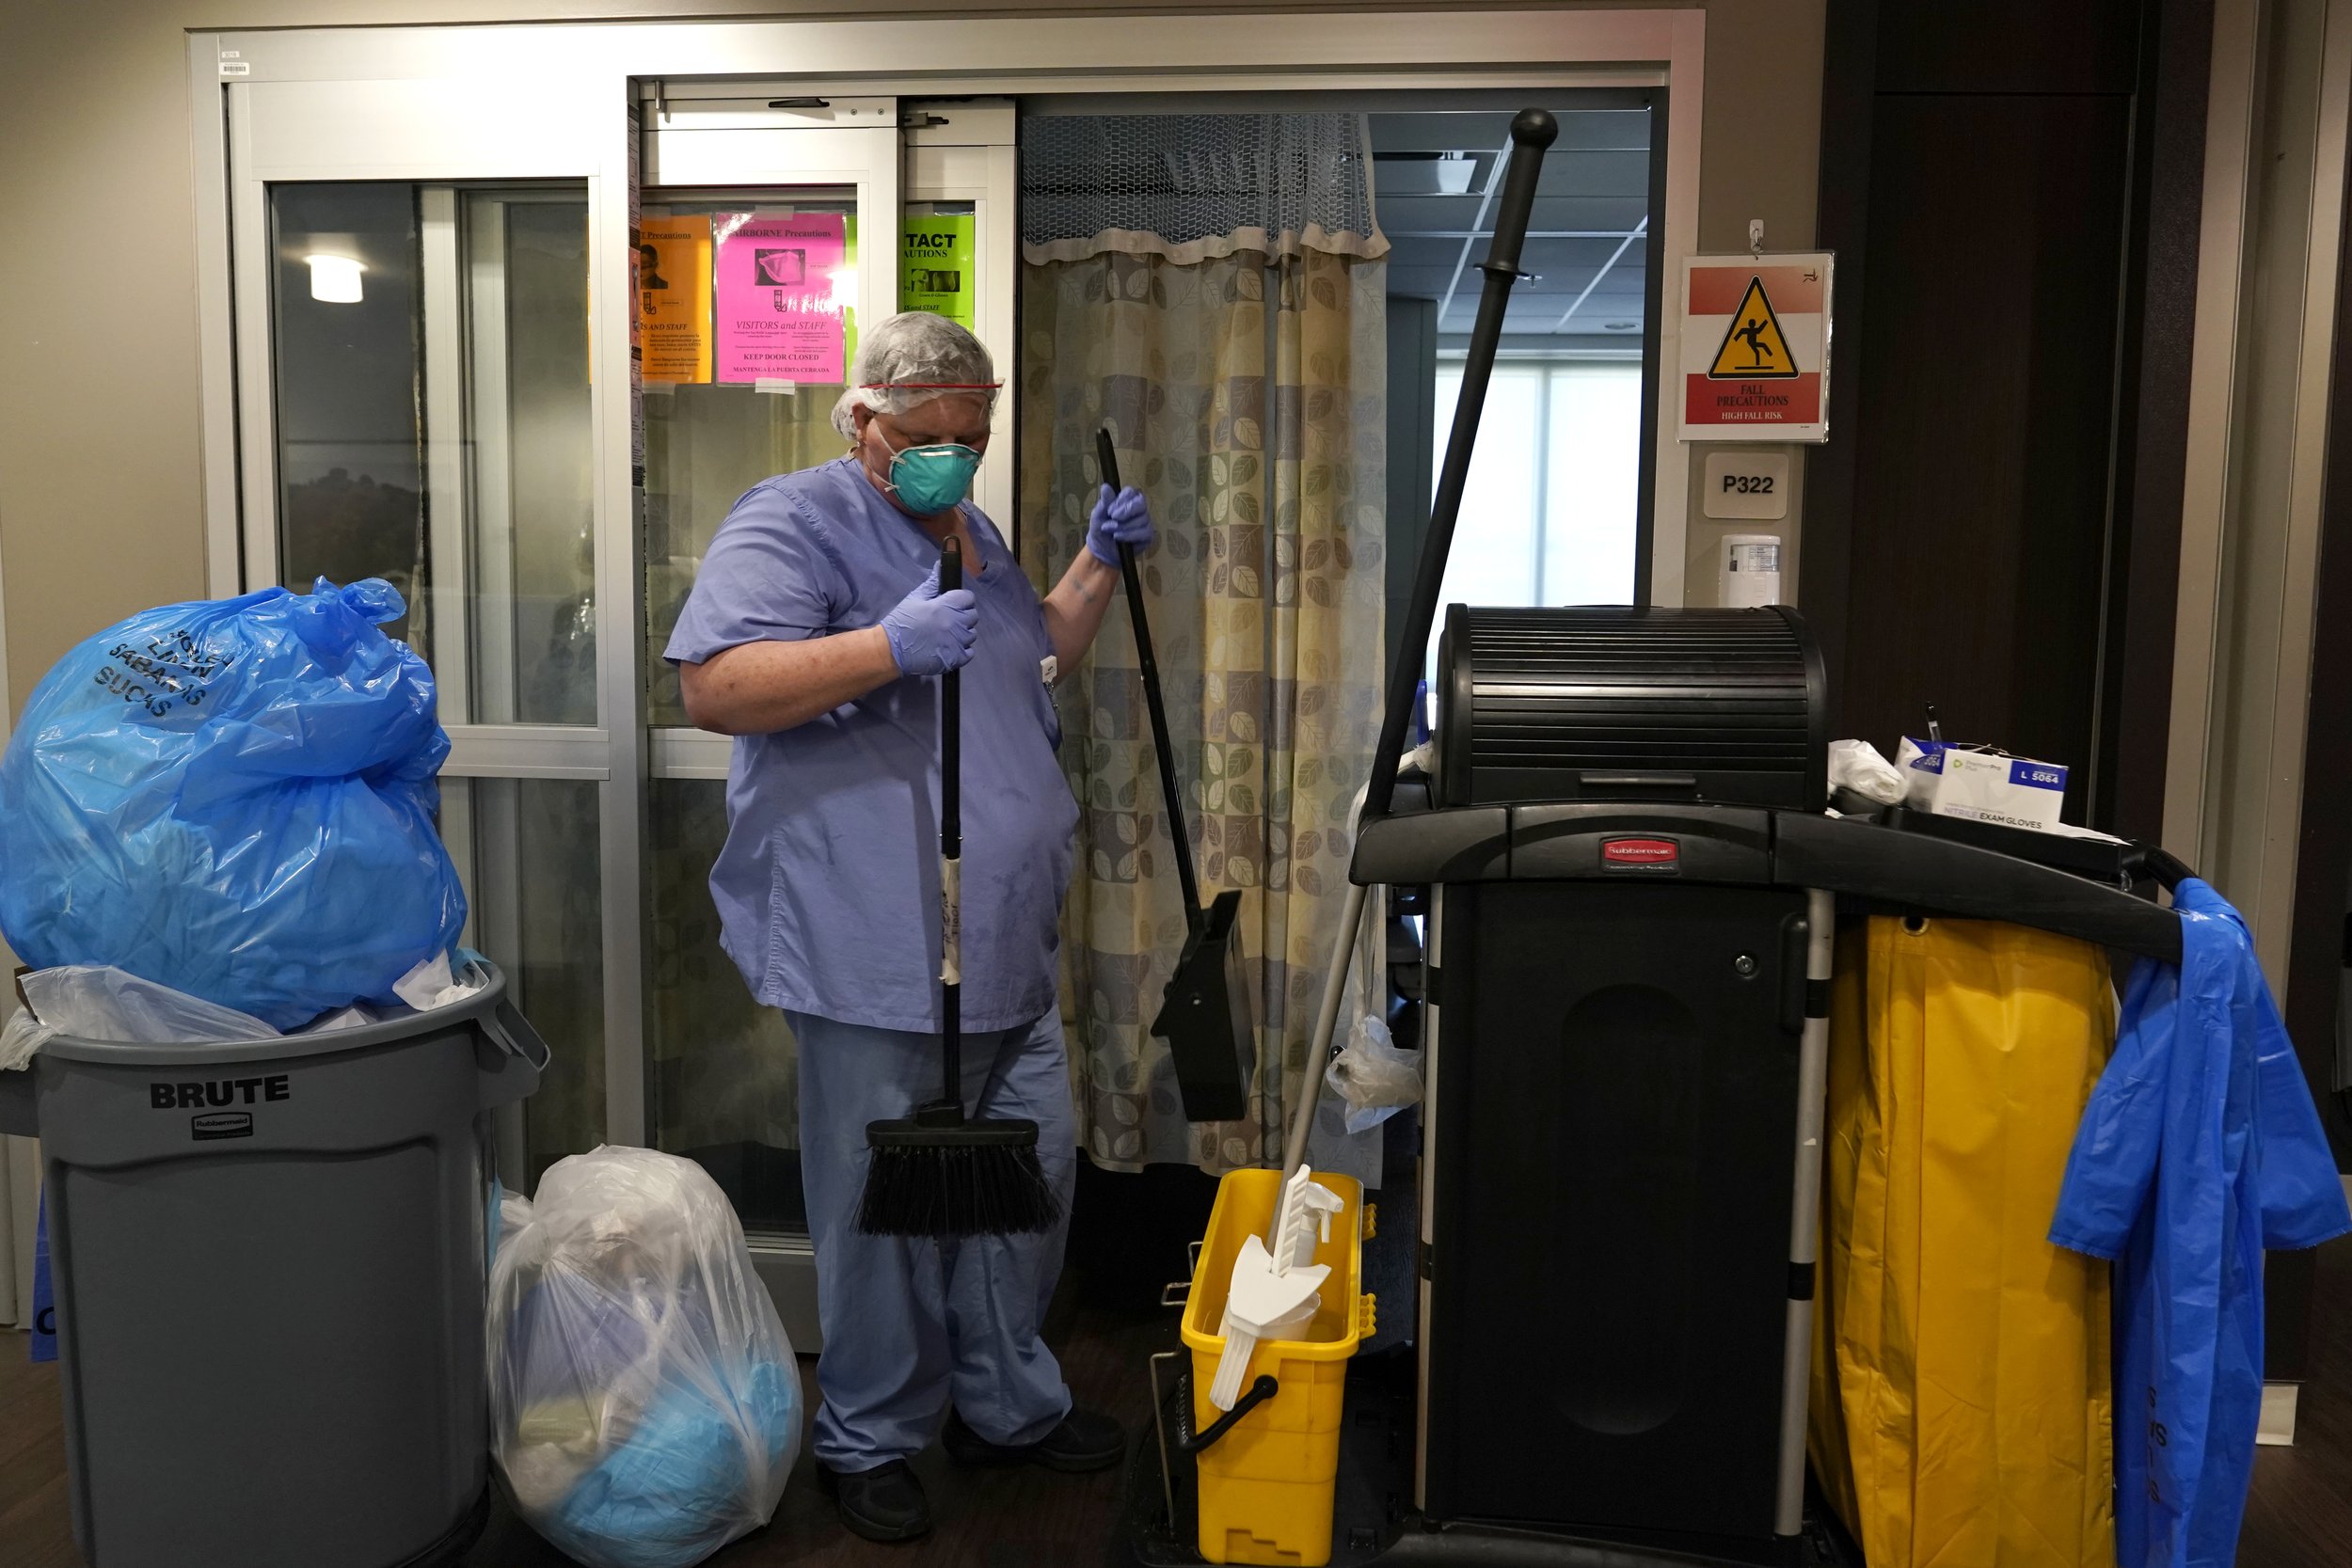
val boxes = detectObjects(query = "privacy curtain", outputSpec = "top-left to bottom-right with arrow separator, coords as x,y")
1018,116 -> 1389,1174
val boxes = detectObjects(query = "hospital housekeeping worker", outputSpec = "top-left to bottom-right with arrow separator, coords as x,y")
665,311 -> 1152,1544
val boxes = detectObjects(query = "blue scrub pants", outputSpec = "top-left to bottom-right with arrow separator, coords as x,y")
787,1007 -> 1077,1472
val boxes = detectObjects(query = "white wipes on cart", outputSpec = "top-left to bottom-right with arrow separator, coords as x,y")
488,1146 -> 802,1568
1827,739 -> 1906,807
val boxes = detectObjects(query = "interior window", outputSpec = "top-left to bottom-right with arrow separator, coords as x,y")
1429,356 -> 1645,673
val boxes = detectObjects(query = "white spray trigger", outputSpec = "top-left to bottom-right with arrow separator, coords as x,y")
1272,1164 -> 1346,1276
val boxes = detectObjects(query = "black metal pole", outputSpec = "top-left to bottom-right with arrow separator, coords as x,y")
1363,108 -> 1558,817
1098,427 -> 1207,935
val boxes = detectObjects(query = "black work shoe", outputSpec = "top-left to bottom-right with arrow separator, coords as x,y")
943,1405 -> 1127,1473
817,1459 -> 931,1542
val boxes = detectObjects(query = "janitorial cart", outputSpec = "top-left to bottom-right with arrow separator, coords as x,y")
1120,105 -> 2191,1568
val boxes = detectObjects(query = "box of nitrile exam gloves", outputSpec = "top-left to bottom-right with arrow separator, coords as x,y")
1931,746 -> 2068,831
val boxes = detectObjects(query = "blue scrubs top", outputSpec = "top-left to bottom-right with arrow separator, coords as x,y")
663,457 -> 1077,1034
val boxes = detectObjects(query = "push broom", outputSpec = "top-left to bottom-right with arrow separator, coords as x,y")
856,538 -> 1060,1239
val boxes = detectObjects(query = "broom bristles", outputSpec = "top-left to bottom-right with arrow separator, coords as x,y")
857,1140 -> 1061,1238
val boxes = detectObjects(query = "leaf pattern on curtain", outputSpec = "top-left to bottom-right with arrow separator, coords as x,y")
1018,247 -> 1387,1174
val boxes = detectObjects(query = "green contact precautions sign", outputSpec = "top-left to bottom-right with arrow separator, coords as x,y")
902,214 -> 976,327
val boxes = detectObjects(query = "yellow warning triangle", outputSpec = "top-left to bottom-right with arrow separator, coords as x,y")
1708,277 -> 1800,379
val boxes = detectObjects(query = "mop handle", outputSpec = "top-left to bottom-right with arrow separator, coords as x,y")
939,537 -> 962,1103
1365,108 -> 1557,817
1098,427 -> 1206,935
1281,878 -> 1370,1178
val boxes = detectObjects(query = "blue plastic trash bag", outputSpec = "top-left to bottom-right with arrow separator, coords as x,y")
546,1362 -> 801,1568
489,1148 -> 803,1568
0,578 -> 465,1030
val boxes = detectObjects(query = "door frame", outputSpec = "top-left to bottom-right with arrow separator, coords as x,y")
187,8 -> 1705,1354
190,6 -> 1708,614
214,76 -> 649,1150
185,7 -> 1708,1214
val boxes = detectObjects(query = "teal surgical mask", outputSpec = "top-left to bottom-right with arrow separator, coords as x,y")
882,440 -> 982,515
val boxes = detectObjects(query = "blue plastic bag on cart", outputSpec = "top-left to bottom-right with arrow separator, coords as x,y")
2050,879 -> 2352,1568
0,578 -> 466,1031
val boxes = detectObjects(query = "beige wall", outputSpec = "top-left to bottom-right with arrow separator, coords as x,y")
0,0 -> 1822,712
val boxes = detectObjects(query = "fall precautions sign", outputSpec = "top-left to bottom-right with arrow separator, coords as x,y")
1678,253 -> 1834,442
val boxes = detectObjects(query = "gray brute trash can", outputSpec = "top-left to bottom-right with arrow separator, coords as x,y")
0,961 -> 548,1568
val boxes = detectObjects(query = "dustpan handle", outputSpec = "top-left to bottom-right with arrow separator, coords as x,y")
1364,108 -> 1558,818
1099,426 -> 1205,935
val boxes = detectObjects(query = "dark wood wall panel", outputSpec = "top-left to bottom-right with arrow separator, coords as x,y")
1873,0 -> 2143,95
1836,94 -> 2132,788
2106,0 -> 2217,841
2284,103 -> 2352,1165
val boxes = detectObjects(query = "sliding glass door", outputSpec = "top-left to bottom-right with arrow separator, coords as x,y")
235,103 -> 622,1189
225,78 -> 1015,1341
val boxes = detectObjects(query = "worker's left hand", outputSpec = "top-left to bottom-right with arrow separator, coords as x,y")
1085,484 -> 1155,566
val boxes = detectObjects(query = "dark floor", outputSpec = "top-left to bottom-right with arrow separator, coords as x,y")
6,1240 -> 2351,1567
0,1294 -> 1170,1568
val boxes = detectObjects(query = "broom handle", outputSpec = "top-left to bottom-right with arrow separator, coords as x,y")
940,537 -> 962,1105
1096,428 -> 1205,936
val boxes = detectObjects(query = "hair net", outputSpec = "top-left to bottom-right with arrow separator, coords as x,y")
829,311 -> 1002,441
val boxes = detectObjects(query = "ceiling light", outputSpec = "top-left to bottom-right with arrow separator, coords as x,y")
1434,153 -> 1475,196
306,253 -> 366,304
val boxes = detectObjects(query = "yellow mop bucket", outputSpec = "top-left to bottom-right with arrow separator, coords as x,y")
1176,1168 -> 1374,1567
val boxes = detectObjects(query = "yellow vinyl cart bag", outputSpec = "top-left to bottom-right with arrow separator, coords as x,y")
1809,915 -> 2116,1568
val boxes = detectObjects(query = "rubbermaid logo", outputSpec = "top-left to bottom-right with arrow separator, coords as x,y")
1602,837 -> 1681,872
191,1112 -> 254,1141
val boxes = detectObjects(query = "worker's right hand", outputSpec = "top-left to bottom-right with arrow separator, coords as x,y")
880,564 -> 978,676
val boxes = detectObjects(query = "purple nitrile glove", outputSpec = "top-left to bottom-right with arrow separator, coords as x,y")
880,564 -> 977,676
1085,483 -> 1156,567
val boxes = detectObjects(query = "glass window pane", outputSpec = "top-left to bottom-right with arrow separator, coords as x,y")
271,183 -> 426,646
643,194 -> 861,726
638,182 -> 868,1231
902,199 -> 977,330
647,777 -> 804,1235
1544,363 -> 1645,606
268,182 -> 596,722
442,777 -> 605,1186
1428,362 -> 1543,674
469,196 -> 596,725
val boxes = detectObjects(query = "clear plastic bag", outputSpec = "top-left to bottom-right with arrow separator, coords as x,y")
1325,1014 -> 1423,1134
0,578 -> 466,1030
1,966 -> 278,1070
0,955 -> 495,1071
488,1147 -> 802,1568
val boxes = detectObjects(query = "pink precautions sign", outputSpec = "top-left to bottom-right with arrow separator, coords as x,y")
713,212 -> 849,384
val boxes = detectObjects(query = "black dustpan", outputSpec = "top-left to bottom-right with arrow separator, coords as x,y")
1097,427 -> 1255,1124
